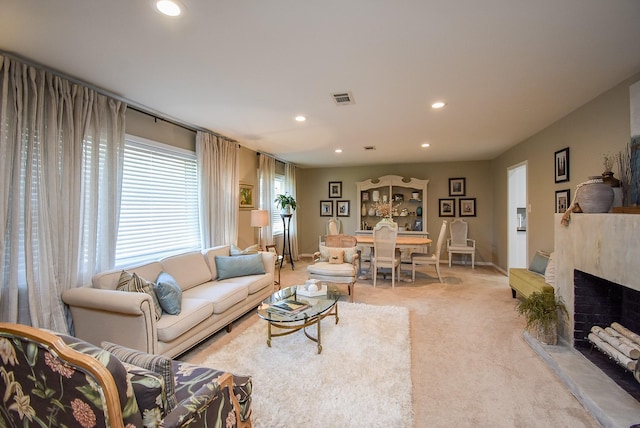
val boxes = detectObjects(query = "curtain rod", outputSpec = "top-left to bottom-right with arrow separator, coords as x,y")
256,151 -> 291,166
1,49 -> 238,143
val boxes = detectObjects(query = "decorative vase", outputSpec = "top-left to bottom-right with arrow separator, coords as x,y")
368,207 -> 376,216
601,170 -> 620,187
575,176 -> 614,213
416,206 -> 422,216
362,202 -> 367,214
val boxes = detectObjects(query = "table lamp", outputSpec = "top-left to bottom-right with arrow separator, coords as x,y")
250,209 -> 269,249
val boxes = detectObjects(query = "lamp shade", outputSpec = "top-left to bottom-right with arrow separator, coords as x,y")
250,210 -> 269,227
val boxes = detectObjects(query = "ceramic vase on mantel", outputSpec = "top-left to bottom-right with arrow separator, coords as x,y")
575,176 -> 614,213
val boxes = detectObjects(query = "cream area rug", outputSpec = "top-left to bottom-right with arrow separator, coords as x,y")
202,303 -> 413,428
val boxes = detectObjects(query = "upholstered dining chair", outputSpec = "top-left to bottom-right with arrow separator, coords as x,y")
447,218 -> 476,268
372,219 -> 400,288
307,234 -> 359,302
411,220 -> 448,283
327,217 -> 341,235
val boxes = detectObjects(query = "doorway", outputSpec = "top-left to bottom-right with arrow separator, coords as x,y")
508,162 -> 527,269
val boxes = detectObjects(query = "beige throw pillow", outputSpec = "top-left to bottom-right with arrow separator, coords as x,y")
328,248 -> 345,264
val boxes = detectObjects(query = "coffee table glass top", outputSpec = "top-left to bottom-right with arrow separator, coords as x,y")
257,284 -> 340,323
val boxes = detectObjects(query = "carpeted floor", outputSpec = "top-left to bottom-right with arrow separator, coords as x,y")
184,258 -> 599,428
201,302 -> 412,427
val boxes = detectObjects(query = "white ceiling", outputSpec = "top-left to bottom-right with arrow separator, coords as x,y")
1,0 -> 639,167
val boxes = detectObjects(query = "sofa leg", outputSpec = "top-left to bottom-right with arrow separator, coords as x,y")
226,323 -> 233,333
511,288 -> 516,299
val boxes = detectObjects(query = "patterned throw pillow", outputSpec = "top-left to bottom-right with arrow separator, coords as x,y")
102,341 -> 177,412
319,245 -> 358,264
121,361 -> 168,421
328,248 -> 345,264
117,271 -> 163,320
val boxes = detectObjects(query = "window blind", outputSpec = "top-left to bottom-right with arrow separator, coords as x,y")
115,135 -> 201,267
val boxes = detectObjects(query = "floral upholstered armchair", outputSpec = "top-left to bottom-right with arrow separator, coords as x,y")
0,323 -> 252,428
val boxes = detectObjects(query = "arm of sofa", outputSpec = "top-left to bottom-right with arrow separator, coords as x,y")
62,287 -> 158,354
261,251 -> 275,275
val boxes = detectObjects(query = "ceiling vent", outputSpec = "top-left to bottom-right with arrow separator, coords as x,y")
363,146 -> 376,151
332,91 -> 355,105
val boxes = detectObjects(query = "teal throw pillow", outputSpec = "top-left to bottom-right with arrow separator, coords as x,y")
215,253 -> 265,280
528,251 -> 550,275
155,271 -> 182,315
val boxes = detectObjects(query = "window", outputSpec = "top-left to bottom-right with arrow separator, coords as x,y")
271,174 -> 285,235
115,135 -> 201,267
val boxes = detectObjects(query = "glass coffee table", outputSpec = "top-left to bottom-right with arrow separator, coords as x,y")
257,284 -> 340,354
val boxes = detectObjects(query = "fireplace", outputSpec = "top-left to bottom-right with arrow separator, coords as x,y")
573,269 -> 640,400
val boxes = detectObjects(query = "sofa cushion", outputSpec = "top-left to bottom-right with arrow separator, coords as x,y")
117,271 -> 163,320
161,251 -> 213,291
528,251 -> 550,275
156,297 -> 214,342
93,262 -> 163,290
308,261 -> 357,277
215,254 -> 265,280
102,341 -> 177,412
218,273 -> 272,295
182,281 -> 249,314
201,245 -> 230,279
155,271 -> 182,315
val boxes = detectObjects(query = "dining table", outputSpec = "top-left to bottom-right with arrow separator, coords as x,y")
355,235 -> 432,282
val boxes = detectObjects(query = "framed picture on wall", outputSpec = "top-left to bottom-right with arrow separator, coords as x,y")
449,177 -> 466,196
555,189 -> 570,213
439,198 -> 456,217
320,200 -> 333,217
337,200 -> 350,217
459,198 -> 477,217
239,183 -> 254,209
329,181 -> 342,198
554,147 -> 570,183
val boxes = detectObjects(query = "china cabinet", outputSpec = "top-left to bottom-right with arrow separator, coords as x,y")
356,175 -> 429,236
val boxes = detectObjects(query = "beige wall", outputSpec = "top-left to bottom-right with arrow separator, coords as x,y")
296,162 -> 493,263
491,73 -> 640,270
124,72 -> 640,268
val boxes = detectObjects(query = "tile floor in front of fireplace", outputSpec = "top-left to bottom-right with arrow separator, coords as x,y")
527,333 -> 640,427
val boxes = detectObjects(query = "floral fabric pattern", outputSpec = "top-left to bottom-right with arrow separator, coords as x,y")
0,334 -> 125,427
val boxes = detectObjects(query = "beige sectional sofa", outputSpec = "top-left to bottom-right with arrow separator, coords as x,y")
62,245 -> 275,357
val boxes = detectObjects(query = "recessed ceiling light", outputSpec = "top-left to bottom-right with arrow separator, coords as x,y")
421,143 -> 430,148
155,0 -> 183,16
295,115 -> 306,122
431,101 -> 446,109
335,149 -> 343,153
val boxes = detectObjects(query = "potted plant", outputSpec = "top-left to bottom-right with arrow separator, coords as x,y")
274,193 -> 297,214
516,291 -> 567,345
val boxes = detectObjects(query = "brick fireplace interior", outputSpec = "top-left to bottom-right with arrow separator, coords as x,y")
573,269 -> 640,400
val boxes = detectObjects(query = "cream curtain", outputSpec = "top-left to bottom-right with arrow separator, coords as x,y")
258,154 -> 276,246
0,55 -> 126,332
284,162 -> 299,260
197,131 -> 239,247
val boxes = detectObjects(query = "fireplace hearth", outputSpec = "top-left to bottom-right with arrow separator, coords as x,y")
574,269 -> 640,400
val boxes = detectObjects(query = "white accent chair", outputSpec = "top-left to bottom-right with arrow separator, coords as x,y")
308,234 -> 359,302
411,220 -> 447,283
447,219 -> 476,268
372,219 -> 400,288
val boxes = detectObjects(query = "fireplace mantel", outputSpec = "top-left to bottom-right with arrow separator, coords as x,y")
555,213 -> 640,343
